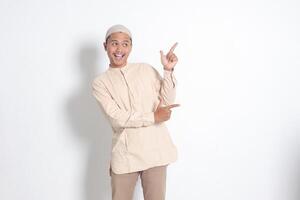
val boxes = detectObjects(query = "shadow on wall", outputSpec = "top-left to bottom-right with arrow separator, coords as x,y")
66,44 -> 112,200
295,138 -> 300,200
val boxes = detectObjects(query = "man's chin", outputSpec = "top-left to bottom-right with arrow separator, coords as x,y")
110,61 -> 127,68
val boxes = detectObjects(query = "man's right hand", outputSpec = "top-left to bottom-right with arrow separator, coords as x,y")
154,97 -> 180,123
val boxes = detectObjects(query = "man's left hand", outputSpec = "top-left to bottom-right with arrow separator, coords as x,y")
160,42 -> 178,71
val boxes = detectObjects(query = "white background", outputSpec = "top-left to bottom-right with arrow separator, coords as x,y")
1,0 -> 300,199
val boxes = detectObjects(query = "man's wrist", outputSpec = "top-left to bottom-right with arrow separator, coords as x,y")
163,67 -> 174,71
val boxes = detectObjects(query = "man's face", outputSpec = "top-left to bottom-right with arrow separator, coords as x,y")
104,32 -> 132,68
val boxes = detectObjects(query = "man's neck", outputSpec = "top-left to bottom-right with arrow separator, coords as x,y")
109,63 -> 127,68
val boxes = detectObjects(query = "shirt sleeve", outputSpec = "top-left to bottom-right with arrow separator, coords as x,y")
92,78 -> 155,129
153,67 -> 177,106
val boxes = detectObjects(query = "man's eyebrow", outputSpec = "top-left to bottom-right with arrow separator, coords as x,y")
110,39 -> 130,42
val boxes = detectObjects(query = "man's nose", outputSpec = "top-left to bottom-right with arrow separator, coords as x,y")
116,44 -> 122,51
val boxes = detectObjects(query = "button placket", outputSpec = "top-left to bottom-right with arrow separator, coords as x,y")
120,69 -> 134,110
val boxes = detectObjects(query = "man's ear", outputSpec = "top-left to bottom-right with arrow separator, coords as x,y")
103,42 -> 107,51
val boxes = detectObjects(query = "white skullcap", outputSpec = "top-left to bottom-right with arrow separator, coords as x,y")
105,24 -> 132,41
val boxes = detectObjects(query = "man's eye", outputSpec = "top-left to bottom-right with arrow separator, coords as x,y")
112,42 -> 118,46
122,43 -> 129,47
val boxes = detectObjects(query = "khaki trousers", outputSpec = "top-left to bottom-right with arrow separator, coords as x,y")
110,165 -> 167,200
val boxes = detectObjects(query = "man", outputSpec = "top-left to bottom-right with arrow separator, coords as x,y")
92,24 -> 180,200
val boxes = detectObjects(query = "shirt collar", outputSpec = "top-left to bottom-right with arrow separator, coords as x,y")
108,63 -> 130,73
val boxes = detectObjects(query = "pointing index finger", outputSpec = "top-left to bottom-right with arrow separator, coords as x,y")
169,42 -> 178,53
166,104 -> 180,109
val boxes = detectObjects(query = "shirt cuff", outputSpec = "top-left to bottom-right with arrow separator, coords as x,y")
143,112 -> 155,125
163,69 -> 174,76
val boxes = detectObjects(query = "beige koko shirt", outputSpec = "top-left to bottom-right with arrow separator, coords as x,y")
92,62 -> 178,174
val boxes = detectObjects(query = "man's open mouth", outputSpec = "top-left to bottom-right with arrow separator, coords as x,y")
114,53 -> 125,60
